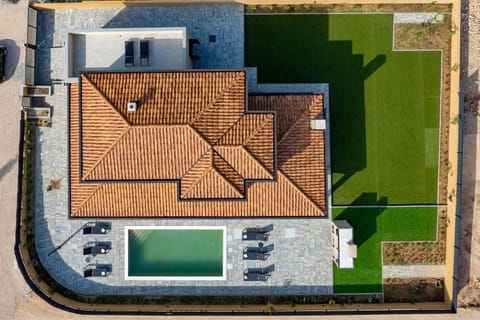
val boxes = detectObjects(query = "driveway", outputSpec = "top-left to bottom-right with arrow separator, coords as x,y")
0,0 -> 31,319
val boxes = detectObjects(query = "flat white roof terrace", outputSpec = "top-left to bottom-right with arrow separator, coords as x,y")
65,28 -> 189,82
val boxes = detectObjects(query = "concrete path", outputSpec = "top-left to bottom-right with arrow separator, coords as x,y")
0,1 -> 31,319
383,265 -> 445,279
458,0 -> 480,307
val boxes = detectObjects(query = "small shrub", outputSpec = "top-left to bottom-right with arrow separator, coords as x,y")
266,301 -> 276,315
222,296 -> 234,304
328,298 -> 336,305
50,179 -> 61,190
181,296 -> 192,304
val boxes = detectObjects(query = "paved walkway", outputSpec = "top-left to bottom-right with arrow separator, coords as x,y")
393,12 -> 443,24
0,1 -> 31,319
383,264 -> 445,279
33,5 -> 333,296
34,82 -> 333,295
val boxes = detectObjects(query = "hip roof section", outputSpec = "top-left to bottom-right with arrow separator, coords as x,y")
79,71 -> 275,200
69,71 -> 326,217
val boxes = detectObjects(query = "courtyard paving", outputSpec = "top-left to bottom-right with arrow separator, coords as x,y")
34,5 -> 333,296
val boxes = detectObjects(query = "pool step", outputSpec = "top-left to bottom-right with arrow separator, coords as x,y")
130,230 -> 153,244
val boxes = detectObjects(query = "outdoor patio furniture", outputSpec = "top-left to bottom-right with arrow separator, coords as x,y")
243,251 -> 269,261
243,226 -> 271,234
83,243 -> 109,256
140,40 -> 149,66
125,40 -> 134,67
243,270 -> 271,282
188,38 -> 200,60
84,268 -> 109,278
83,222 -> 110,235
242,232 -> 268,241
244,246 -> 267,254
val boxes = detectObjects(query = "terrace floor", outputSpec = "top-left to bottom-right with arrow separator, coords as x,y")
34,5 -> 333,296
69,29 -> 187,77
36,4 -> 244,84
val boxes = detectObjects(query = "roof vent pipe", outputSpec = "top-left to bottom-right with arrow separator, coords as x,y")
127,101 -> 138,112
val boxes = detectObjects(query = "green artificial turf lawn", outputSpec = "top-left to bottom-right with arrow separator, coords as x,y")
245,14 -> 441,205
331,207 -> 437,293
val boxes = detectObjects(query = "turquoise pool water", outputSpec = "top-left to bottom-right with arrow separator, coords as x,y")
127,228 -> 224,278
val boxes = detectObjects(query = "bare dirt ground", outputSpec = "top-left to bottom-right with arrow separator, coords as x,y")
457,0 -> 480,308
0,1 -> 31,320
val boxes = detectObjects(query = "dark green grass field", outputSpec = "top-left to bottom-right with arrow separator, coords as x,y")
332,207 -> 437,293
245,14 -> 441,205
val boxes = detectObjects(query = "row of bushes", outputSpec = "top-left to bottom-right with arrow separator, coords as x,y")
245,3 -> 452,14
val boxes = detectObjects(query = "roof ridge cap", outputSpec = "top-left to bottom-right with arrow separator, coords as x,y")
71,184 -> 102,216
81,74 -> 130,125
239,145 -> 274,179
186,124 -> 212,150
210,164 -> 244,198
277,170 -> 324,215
82,127 -> 131,180
212,149 -> 245,183
243,113 -> 273,146
190,73 -> 245,127
180,150 -> 213,198
277,108 -> 310,145
215,145 -> 274,180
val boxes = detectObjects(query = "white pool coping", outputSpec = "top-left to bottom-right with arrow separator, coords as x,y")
124,226 -> 227,281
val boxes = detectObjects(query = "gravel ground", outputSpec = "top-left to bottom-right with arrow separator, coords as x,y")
0,1 -> 30,319
458,0 -> 480,308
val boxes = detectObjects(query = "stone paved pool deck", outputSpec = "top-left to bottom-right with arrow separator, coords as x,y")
34,5 -> 333,296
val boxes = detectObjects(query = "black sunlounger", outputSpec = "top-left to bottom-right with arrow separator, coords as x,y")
243,226 -> 270,234
242,232 -> 268,241
243,270 -> 271,282
125,41 -> 134,67
140,40 -> 149,66
83,244 -> 109,256
83,222 -> 110,235
84,268 -> 108,278
243,251 -> 269,261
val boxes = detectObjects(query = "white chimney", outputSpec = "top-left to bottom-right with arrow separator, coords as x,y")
127,101 -> 138,112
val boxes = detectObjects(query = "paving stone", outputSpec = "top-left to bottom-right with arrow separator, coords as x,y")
34,5 -> 333,296
394,12 -> 443,24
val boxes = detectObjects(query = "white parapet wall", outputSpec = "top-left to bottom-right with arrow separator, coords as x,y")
65,27 -> 189,83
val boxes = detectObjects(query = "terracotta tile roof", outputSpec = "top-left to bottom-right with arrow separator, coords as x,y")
69,72 -> 326,217
79,72 -> 273,192
84,125 -> 210,181
249,95 -> 326,210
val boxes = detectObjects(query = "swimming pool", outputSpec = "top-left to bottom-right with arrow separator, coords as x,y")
125,226 -> 226,280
